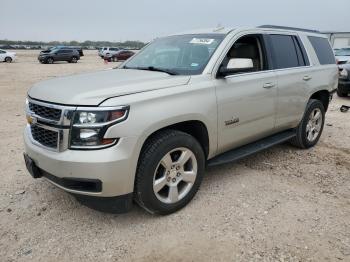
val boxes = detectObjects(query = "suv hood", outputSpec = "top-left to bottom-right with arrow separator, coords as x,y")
28,69 -> 190,106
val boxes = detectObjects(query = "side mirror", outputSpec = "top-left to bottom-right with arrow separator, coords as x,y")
219,58 -> 254,77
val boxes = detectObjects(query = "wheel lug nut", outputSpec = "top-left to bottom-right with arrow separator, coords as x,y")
177,173 -> 181,177
176,166 -> 180,170
167,171 -> 170,175
171,165 -> 175,169
167,177 -> 171,182
172,178 -> 176,183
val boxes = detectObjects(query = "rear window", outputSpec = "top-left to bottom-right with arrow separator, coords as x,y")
308,36 -> 335,65
269,35 -> 302,69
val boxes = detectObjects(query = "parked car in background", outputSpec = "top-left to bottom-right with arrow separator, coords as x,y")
109,50 -> 135,62
338,64 -> 350,97
98,47 -> 121,59
0,49 -> 16,63
38,48 -> 80,64
41,46 -> 84,57
24,26 -> 337,215
335,47 -> 350,65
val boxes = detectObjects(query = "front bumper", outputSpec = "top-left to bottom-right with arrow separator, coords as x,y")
24,126 -> 138,197
338,79 -> 350,92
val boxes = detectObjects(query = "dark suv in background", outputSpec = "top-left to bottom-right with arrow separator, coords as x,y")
38,48 -> 80,64
40,46 -> 84,56
338,64 -> 350,97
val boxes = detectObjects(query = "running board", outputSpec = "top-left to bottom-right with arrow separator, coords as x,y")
207,130 -> 296,167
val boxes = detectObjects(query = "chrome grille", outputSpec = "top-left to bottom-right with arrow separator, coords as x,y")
31,125 -> 58,149
26,98 -> 76,152
29,102 -> 62,121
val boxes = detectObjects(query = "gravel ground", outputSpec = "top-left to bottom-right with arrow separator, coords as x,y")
0,50 -> 349,262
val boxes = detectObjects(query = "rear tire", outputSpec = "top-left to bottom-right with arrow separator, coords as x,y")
112,57 -> 118,62
290,99 -> 325,149
134,130 -> 205,215
5,57 -> 12,63
47,57 -> 54,64
70,56 -> 78,63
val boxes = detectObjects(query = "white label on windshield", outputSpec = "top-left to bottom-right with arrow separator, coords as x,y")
190,38 -> 215,45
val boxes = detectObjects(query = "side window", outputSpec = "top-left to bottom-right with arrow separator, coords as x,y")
0,50 -> 5,54
269,35 -> 300,69
292,37 -> 310,66
308,36 -> 336,65
222,34 -> 267,74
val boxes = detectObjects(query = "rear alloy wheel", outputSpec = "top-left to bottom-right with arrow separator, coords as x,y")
47,57 -> 54,64
71,56 -> 78,63
112,56 -> 118,62
5,57 -> 12,63
290,99 -> 325,149
135,130 -> 205,215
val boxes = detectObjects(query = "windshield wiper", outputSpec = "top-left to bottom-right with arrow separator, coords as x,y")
123,66 -> 178,75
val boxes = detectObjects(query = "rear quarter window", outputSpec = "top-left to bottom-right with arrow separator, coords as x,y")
308,36 -> 335,65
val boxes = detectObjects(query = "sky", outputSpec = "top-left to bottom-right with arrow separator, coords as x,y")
1,0 -> 349,42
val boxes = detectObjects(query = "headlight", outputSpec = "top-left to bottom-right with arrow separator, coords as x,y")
70,106 -> 129,149
339,69 -> 348,79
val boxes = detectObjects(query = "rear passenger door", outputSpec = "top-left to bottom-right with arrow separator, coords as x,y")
266,34 -> 311,129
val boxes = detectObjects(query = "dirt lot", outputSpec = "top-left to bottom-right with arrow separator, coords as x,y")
0,50 -> 349,261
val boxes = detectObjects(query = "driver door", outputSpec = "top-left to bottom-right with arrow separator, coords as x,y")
214,34 -> 277,154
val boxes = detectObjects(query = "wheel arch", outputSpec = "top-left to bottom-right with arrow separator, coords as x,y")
139,120 -> 211,160
309,90 -> 330,111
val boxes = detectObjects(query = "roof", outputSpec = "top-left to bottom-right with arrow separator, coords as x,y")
170,25 -> 324,37
171,27 -> 235,36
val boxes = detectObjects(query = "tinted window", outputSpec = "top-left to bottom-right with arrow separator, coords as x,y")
269,35 -> 300,69
308,36 -> 335,65
58,49 -> 71,54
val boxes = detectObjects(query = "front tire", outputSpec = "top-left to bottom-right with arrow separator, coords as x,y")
70,56 -> 78,63
134,130 -> 205,215
47,57 -> 54,64
5,57 -> 12,63
290,99 -> 325,149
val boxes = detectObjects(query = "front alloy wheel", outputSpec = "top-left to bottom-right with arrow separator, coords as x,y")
135,130 -> 205,215
153,148 -> 197,204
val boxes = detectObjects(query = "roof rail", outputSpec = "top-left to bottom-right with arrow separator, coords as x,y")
258,25 -> 320,33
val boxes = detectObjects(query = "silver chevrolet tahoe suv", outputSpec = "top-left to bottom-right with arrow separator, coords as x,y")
24,26 -> 338,215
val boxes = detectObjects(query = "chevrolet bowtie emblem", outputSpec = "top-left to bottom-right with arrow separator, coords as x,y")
26,115 -> 37,125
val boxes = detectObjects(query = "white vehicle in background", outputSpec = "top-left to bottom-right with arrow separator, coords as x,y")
98,47 -> 121,59
0,49 -> 16,63
335,47 -> 350,65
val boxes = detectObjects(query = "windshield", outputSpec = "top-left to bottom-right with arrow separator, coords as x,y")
123,34 -> 225,75
335,48 -> 350,56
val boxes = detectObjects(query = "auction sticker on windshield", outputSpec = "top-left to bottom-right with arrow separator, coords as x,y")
190,38 -> 215,45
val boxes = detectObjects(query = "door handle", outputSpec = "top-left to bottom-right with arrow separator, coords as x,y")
303,75 -> 312,81
263,83 -> 275,89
